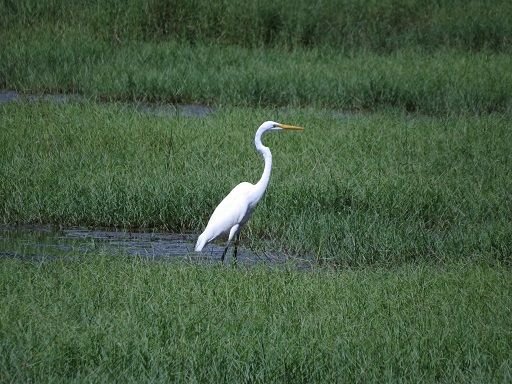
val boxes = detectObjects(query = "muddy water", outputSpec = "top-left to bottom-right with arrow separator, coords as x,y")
0,90 -> 215,118
0,226 -> 311,267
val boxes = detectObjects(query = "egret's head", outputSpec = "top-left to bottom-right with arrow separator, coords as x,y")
259,121 -> 304,133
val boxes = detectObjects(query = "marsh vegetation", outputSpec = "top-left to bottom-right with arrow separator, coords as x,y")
1,0 -> 511,381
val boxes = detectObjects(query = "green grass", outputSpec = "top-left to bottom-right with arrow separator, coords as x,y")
2,0 -> 511,52
0,256 -> 510,383
3,0 -> 511,114
1,102 -> 510,265
2,30 -> 512,114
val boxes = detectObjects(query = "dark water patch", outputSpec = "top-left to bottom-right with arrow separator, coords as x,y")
0,225 -> 313,268
1,90 -> 365,121
0,90 -> 82,104
0,90 -> 19,103
0,90 -> 215,118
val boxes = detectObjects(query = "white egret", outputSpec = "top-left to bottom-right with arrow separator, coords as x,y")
195,121 -> 304,261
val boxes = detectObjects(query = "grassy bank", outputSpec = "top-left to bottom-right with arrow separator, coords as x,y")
1,29 -> 512,114
1,256 -> 510,382
1,102 -> 510,265
2,0 -> 511,52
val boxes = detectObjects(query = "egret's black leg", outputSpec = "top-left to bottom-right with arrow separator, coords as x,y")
221,243 -> 230,262
223,224 -> 240,264
233,232 -> 241,263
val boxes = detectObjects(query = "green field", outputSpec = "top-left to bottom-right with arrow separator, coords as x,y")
1,257 -> 511,382
1,0 -> 512,382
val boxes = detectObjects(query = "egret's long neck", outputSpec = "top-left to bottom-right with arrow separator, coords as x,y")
253,128 -> 272,204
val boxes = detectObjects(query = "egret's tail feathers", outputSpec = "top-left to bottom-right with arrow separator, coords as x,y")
195,234 -> 207,252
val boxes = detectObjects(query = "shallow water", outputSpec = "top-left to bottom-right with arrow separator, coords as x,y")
0,90 -> 214,118
0,225 -> 311,268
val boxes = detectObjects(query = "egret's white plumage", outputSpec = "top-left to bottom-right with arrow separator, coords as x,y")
195,121 -> 303,261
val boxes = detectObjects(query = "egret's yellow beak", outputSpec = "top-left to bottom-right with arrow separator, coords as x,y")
278,123 -> 304,131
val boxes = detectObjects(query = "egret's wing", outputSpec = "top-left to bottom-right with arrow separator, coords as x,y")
202,182 -> 254,241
